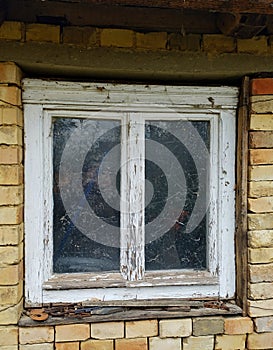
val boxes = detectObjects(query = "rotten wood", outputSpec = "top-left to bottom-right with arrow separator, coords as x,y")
235,76 -> 250,316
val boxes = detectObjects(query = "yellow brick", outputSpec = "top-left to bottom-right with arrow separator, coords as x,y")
0,86 -> 21,107
215,334 -> 246,350
249,282 -> 273,300
1,346 -> 17,350
0,205 -> 23,225
248,230 -> 273,248
26,24 -> 60,43
0,282 -> 23,305
0,298 -> 23,325
91,322 -> 124,339
0,165 -> 23,185
0,262 -> 23,285
0,22 -> 22,40
254,316 -> 273,332
81,339 -> 113,350
249,264 -> 273,283
237,36 -> 268,54
0,326 -> 18,345
136,32 -> 167,49
0,63 -> 22,85
0,243 -> 23,266
100,29 -> 133,48
0,126 -> 22,145
55,343 -> 79,350
249,149 -> 273,165
247,332 -> 273,349
19,344 -> 54,350
248,197 -> 273,213
0,146 -> 22,164
249,165 -> 273,181
248,248 -> 273,264
63,26 -> 97,47
203,34 -> 235,54
224,317 -> 253,334
0,186 -> 23,205
159,318 -> 192,337
250,114 -> 273,130
116,337 -> 147,350
55,324 -> 90,342
248,299 -> 273,317
251,96 -> 273,114
183,336 -> 214,350
1,107 -> 23,126
126,320 -> 157,338
249,131 -> 273,148
248,213 -> 273,230
19,326 -> 54,345
149,337 -> 181,350
0,224 -> 24,245
249,181 -> 273,198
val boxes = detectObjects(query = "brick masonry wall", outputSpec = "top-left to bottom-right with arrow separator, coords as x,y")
0,23 -> 273,349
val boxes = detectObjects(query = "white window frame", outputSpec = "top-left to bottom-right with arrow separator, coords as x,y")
23,79 -> 238,306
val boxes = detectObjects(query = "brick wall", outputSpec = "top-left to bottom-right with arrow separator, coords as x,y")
0,23 -> 273,349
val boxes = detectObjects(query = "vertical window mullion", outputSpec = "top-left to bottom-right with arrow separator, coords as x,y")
120,113 -> 145,281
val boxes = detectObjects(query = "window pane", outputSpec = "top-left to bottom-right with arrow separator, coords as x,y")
145,120 -> 210,270
53,118 -> 121,273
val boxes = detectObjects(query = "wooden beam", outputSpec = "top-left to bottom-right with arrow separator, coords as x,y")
43,0 -> 273,15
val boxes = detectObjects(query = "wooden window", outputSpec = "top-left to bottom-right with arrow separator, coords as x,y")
23,80 -> 238,306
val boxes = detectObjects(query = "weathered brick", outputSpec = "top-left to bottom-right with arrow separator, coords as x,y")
251,78 -> 273,95
0,146 -> 22,164
167,33 -> 187,50
19,344 -> 54,350
251,96 -> 273,114
249,165 -> 273,181
100,29 -> 133,48
0,126 -> 22,145
159,318 -> 191,337
0,262 -> 23,285
0,298 -> 23,325
1,346 -> 18,350
126,320 -> 157,338
81,339 -> 113,350
116,337 -> 147,350
249,181 -> 273,197
0,282 -> 23,305
19,326 -> 54,344
187,34 -> 201,51
0,326 -> 18,345
0,63 -> 22,86
215,334 -> 246,350
0,186 -> 23,206
237,36 -> 268,54
248,248 -> 273,263
248,197 -> 273,213
193,317 -> 224,336
249,282 -> 273,299
254,316 -> 273,333
249,263 -> 273,283
248,299 -> 273,317
224,317 -> 253,334
247,331 -> 273,349
0,244 -> 23,266
0,22 -> 22,41
248,213 -> 273,230
149,337 -> 181,350
91,322 -> 124,339
26,24 -> 60,43
248,230 -> 273,248
0,205 -> 23,225
249,131 -> 273,148
0,224 -> 24,246
0,165 -> 23,185
63,26 -> 97,47
0,107 -> 22,127
249,149 -> 273,165
0,86 -> 21,107
203,34 -> 235,54
55,343 -> 79,350
55,324 -> 90,342
136,32 -> 167,49
183,336 -> 214,350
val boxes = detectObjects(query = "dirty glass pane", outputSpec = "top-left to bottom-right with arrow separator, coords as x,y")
145,120 -> 210,270
53,118 -> 121,273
